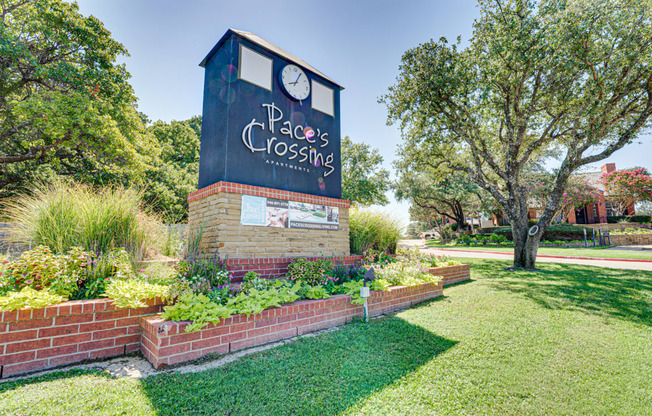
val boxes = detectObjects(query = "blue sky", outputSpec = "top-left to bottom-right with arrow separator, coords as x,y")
74,0 -> 652,226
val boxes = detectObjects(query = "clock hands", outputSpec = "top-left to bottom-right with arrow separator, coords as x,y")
290,73 -> 302,85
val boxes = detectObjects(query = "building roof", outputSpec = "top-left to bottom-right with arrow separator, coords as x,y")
199,29 -> 343,90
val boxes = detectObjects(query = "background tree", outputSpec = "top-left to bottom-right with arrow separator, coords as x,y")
525,174 -> 601,222
0,0 -> 156,198
144,117 -> 201,222
394,167 -> 488,231
341,136 -> 390,206
382,0 -> 652,269
601,167 -> 652,216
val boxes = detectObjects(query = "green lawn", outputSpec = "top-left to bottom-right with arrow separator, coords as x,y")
1,259 -> 651,415
425,239 -> 652,260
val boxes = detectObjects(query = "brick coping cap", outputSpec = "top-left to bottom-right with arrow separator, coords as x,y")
1,296 -> 164,324
225,254 -> 364,265
142,281 -> 442,332
187,181 -> 351,208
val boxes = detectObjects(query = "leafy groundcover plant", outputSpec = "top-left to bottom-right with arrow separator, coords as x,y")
0,247 -> 455,336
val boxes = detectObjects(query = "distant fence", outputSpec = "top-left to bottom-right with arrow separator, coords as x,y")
0,223 -> 30,255
0,223 -> 189,257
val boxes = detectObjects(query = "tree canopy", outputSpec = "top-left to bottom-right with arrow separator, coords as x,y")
341,136 -> 390,206
382,0 -> 652,268
0,0 -> 156,197
601,167 -> 652,216
144,117 -> 201,222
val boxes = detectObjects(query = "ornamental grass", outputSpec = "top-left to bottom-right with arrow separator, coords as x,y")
349,208 -> 402,255
4,180 -> 165,260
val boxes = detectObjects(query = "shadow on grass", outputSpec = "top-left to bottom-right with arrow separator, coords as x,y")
140,316 -> 457,415
468,258 -> 652,327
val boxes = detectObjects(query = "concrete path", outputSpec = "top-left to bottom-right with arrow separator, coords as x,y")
398,239 -> 652,271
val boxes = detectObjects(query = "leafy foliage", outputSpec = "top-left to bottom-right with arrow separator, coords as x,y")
144,117 -> 201,222
286,258 -> 334,286
0,0 -> 156,196
394,167 -> 488,230
526,174 -> 601,220
0,287 -> 64,311
102,279 -> 167,309
382,0 -> 652,268
601,167 -> 652,216
226,281 -> 302,317
349,209 -> 401,255
341,136 -> 390,206
161,293 -> 232,333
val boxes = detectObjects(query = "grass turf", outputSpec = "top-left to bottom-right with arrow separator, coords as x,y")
425,239 -> 652,260
1,259 -> 650,415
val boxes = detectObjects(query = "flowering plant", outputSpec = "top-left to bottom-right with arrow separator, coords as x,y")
601,167 -> 652,215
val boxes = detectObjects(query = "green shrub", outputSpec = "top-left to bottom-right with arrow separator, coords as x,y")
102,279 -> 167,309
493,225 -> 591,241
5,181 -> 164,260
240,271 -> 275,293
0,287 -> 64,311
286,258 -> 334,286
227,281 -> 302,317
607,215 -> 651,223
300,284 -> 330,300
161,292 -> 232,333
349,209 -> 401,255
178,253 -> 231,289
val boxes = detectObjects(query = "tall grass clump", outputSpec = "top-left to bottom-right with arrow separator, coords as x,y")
349,208 -> 402,255
5,181 -> 165,260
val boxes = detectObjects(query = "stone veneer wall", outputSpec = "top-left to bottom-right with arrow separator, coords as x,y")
608,233 -> 652,246
140,281 -> 443,369
187,182 -> 350,259
581,222 -> 651,231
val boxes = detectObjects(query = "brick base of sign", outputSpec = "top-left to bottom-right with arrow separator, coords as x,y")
140,281 -> 443,369
225,255 -> 365,281
428,264 -> 471,286
0,298 -> 164,379
187,181 -> 351,260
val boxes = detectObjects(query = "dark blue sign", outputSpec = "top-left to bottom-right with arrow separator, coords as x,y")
198,29 -> 343,199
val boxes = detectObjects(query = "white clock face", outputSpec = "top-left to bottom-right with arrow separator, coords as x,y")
280,65 -> 310,101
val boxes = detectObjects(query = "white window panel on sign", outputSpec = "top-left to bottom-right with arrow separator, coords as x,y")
238,45 -> 273,91
311,80 -> 334,117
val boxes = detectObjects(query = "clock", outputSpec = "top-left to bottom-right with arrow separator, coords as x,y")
279,64 -> 310,101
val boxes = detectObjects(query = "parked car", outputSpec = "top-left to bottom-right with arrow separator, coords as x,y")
420,230 -> 438,240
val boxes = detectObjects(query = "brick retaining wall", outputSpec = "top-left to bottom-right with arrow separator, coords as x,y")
0,298 -> 163,378
226,255 -> 365,281
428,264 -> 471,286
608,233 -> 652,246
140,281 -> 443,369
0,264 -> 467,378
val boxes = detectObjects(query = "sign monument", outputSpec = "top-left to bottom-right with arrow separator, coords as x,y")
188,29 -> 352,262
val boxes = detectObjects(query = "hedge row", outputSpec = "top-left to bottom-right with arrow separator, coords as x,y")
607,215 -> 651,223
481,225 -> 593,241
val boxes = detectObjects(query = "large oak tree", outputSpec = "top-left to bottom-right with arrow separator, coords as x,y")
0,0 -> 155,197
382,0 -> 652,269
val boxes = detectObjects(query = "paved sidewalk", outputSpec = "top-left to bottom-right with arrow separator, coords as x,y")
399,239 -> 652,271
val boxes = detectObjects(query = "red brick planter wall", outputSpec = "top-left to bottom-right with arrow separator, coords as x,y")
428,264 -> 471,286
0,298 -> 163,378
226,255 -> 365,281
140,281 -> 443,369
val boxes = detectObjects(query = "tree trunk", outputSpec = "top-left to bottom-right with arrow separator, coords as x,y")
511,217 -> 544,269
